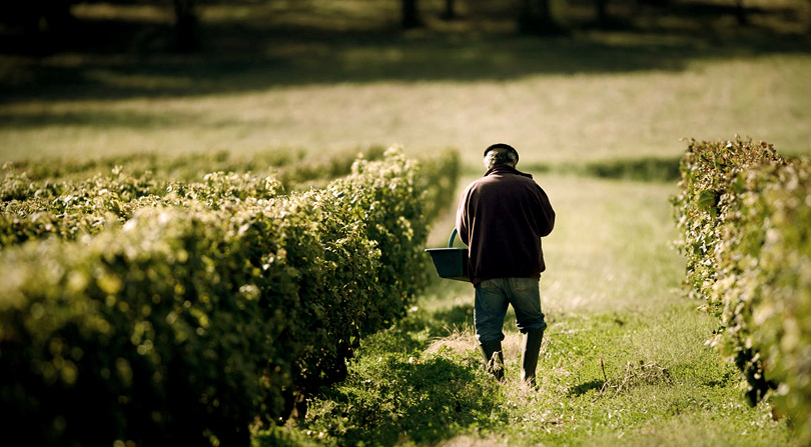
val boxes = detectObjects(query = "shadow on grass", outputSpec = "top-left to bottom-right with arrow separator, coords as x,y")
568,379 -> 605,397
305,354 -> 504,447
427,305 -> 475,333
387,303 -> 473,350
288,286 -> 502,447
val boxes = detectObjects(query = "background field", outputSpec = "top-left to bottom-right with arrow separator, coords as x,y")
2,0 -> 811,445
1,0 -> 810,166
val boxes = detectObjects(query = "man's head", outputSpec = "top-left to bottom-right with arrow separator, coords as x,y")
483,143 -> 519,170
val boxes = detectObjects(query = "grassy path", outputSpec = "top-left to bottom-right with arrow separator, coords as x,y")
258,173 -> 797,447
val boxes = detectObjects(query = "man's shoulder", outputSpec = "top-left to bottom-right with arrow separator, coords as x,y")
477,172 -> 538,188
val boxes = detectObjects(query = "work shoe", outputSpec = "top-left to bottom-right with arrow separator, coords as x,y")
520,328 -> 544,386
479,340 -> 505,381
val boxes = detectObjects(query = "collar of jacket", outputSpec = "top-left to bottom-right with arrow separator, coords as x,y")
484,165 -> 533,179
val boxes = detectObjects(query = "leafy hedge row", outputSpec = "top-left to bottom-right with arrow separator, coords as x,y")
2,146 -> 386,200
0,147 -> 391,249
0,169 -> 282,248
672,138 -> 811,443
0,148 -> 459,446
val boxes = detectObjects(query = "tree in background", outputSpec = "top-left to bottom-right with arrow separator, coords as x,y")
402,0 -> 421,28
735,0 -> 747,25
0,0 -> 74,35
442,0 -> 458,20
0,0 -> 200,52
172,0 -> 199,50
518,0 -> 559,34
596,0 -> 609,25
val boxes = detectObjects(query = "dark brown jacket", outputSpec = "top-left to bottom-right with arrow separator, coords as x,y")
455,165 -> 555,285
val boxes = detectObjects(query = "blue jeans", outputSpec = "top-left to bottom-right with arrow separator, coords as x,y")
474,277 -> 547,343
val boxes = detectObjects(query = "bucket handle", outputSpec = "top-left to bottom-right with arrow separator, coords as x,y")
448,228 -> 458,248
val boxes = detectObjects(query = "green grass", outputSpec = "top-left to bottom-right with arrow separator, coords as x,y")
254,173 -> 798,446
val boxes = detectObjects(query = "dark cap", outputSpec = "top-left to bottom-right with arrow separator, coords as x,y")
483,143 -> 519,160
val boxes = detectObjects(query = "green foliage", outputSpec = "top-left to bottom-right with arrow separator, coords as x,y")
670,138 -> 783,311
0,166 -> 282,248
0,146 -> 392,249
0,147 -> 459,446
672,138 -> 811,444
5,150 -> 277,184
1,146 -> 386,200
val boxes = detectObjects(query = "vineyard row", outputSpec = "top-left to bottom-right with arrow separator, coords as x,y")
672,138 -> 811,444
0,148 -> 459,446
0,147 -> 389,248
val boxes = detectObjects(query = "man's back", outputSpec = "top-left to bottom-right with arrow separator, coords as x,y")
456,165 -> 555,285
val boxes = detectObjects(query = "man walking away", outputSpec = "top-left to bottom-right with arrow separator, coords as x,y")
455,143 -> 555,385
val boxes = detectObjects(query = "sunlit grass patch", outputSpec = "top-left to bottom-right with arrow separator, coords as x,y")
539,174 -> 682,315
424,327 -> 476,358
471,309 -> 792,447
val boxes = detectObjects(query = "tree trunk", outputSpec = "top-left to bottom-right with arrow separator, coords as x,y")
519,0 -> 533,32
735,0 -> 747,25
518,0 -> 557,35
442,0 -> 457,20
539,0 -> 552,26
173,0 -> 199,51
43,0 -> 74,32
402,0 -> 421,28
596,0 -> 609,25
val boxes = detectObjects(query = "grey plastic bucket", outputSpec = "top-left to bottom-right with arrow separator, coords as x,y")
425,228 -> 470,282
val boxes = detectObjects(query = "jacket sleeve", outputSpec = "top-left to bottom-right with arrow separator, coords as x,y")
456,187 -> 471,245
534,186 -> 555,237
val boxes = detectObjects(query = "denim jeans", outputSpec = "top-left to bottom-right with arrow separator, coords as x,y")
474,277 -> 547,343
